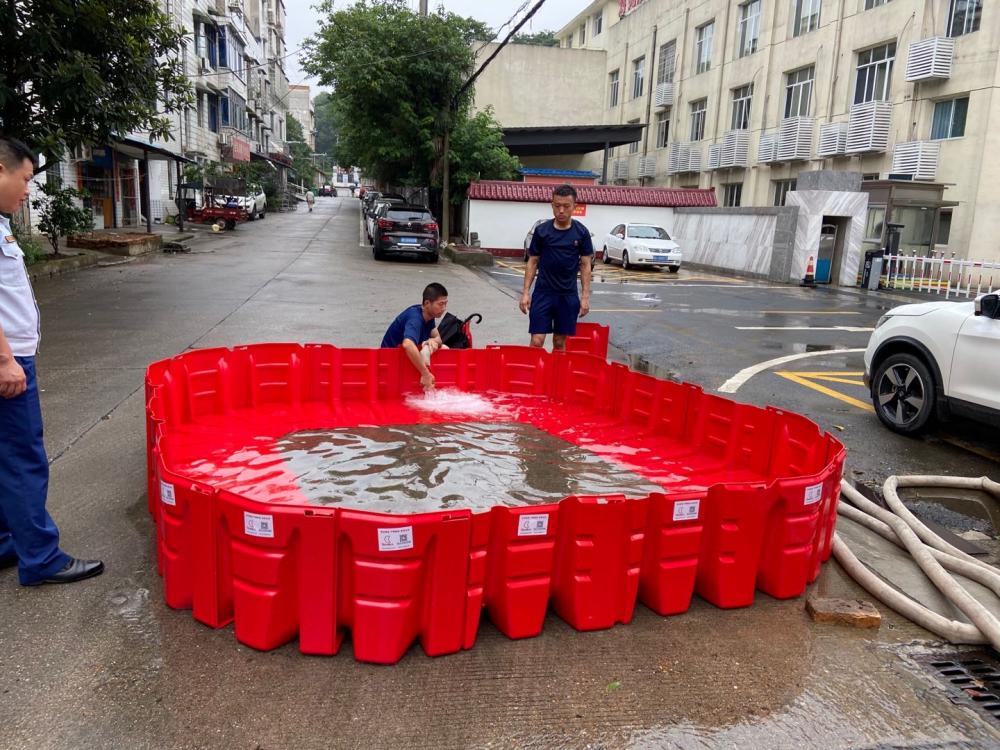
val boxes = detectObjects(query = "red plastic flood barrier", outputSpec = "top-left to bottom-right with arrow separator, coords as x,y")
146,343 -> 845,664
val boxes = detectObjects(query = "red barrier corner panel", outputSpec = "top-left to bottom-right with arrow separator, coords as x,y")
145,341 -> 845,664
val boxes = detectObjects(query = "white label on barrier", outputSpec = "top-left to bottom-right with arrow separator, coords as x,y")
517,514 -> 550,537
378,526 -> 414,552
244,512 -> 275,539
160,480 -> 176,506
804,483 -> 824,506
673,500 -> 700,522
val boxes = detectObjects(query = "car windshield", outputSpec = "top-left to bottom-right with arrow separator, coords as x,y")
627,225 -> 671,240
387,210 -> 432,221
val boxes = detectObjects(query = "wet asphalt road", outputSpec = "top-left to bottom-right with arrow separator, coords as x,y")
2,196 -> 999,749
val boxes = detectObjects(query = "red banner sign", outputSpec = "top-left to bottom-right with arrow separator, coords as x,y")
230,136 -> 251,162
573,204 -> 587,216
619,0 -> 649,16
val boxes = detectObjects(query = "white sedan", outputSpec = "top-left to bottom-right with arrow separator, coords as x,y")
864,293 -> 1000,434
603,223 -> 682,272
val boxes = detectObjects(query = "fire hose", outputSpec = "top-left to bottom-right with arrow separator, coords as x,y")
834,475 -> 1000,648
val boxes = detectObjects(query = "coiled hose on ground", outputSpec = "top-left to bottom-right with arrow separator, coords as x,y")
834,475 -> 1000,648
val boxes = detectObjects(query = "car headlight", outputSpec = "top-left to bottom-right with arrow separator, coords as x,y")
875,314 -> 891,329
635,244 -> 648,254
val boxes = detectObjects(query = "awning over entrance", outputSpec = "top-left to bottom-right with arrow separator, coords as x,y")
112,136 -> 193,163
502,124 -> 646,156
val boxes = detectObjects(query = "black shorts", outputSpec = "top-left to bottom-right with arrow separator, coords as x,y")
529,290 -> 580,336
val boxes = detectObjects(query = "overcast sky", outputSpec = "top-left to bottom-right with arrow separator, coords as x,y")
283,0 -> 586,95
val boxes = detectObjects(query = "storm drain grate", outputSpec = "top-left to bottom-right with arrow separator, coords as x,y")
919,651 -> 1000,722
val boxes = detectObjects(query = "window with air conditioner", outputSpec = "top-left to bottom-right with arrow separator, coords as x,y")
696,22 -> 714,74
854,42 -> 896,104
793,0 -> 821,36
784,66 -> 814,117
931,97 -> 969,139
948,0 -> 981,36
632,56 -> 646,99
656,112 -> 670,148
737,0 -> 761,58
723,183 -> 743,207
773,179 -> 797,206
609,69 -> 620,108
690,99 -> 707,141
731,84 -> 754,130
657,40 -> 677,84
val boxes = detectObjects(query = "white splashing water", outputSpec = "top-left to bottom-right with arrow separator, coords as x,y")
405,388 -> 498,417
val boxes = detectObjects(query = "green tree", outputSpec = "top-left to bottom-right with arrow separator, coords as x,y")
31,179 -> 94,257
512,30 -> 560,47
303,0 -> 519,216
0,1 -> 192,166
286,114 -> 316,187
313,91 -> 340,163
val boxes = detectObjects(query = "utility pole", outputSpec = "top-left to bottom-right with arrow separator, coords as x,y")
419,0 -> 428,15
440,0 -> 546,248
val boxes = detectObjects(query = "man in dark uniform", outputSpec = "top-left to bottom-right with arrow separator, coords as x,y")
0,137 -> 104,586
519,184 -> 593,351
381,282 -> 448,391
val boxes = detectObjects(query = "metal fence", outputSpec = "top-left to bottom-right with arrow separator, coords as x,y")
880,253 -> 1000,299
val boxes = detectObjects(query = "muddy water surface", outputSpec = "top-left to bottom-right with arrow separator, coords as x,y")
273,421 -> 664,513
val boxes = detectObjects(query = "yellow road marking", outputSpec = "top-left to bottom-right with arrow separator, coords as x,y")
805,375 -> 867,387
788,370 -> 866,386
774,371 -> 875,412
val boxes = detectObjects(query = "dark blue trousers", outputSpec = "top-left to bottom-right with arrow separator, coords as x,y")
0,356 -> 70,584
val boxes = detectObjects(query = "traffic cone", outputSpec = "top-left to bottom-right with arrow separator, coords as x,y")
800,255 -> 817,287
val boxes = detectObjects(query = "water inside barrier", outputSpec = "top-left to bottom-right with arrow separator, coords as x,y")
271,421 -> 664,514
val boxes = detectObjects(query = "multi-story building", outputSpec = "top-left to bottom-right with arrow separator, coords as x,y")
531,0 -> 995,260
287,85 -> 316,150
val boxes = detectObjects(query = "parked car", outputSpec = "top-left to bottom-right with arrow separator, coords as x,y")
319,185 -> 333,197
366,197 -> 405,240
863,293 -> 1000,435
372,204 -> 440,262
216,183 -> 267,220
603,223 -> 682,271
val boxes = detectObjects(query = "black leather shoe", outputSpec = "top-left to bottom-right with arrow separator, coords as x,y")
26,558 -> 104,586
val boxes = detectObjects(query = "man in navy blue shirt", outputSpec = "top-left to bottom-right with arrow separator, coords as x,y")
381,282 -> 448,390
519,184 -> 593,350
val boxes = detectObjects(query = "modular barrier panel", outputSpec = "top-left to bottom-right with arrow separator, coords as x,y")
146,343 -> 845,664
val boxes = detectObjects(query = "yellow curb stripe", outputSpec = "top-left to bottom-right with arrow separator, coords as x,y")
805,375 -> 868,387
774,371 -> 875,412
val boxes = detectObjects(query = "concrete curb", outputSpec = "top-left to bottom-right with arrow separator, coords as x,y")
443,245 -> 494,267
27,251 -> 106,282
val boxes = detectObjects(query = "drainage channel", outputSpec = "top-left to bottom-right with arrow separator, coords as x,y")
919,651 -> 1000,723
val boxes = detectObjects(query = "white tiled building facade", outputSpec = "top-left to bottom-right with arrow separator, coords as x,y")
543,0 -> 997,260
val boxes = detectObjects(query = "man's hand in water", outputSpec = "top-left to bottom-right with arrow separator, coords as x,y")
421,371 -> 436,391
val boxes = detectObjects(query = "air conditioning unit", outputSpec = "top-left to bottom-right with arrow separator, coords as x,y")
218,132 -> 232,147
638,156 -> 657,177
612,159 -> 629,180
906,37 -> 954,81
687,146 -> 703,172
706,143 -> 722,170
720,130 -> 750,168
758,133 -> 778,163
777,116 -> 814,161
892,141 -> 940,181
267,8 -> 274,24
654,82 -> 674,108
846,101 -> 892,154
69,144 -> 92,162
818,122 -> 849,157
199,56 -> 211,74
667,143 -> 689,174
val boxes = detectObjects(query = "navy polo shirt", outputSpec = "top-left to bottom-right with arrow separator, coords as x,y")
380,304 -> 435,348
528,219 -> 594,294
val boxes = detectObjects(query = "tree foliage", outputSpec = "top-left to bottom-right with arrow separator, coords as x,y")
512,30 -> 560,47
0,0 -> 192,165
32,180 -> 94,256
303,0 -> 519,202
286,114 -> 316,186
448,108 -> 520,204
313,91 -> 340,163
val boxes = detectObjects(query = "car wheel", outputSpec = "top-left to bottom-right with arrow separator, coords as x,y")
622,250 -> 631,271
373,246 -> 385,261
259,210 -> 266,220
872,353 -> 936,435
668,265 -> 680,273
602,246 -> 611,265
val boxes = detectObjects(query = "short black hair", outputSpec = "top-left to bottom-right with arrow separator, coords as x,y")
0,137 -> 38,171
552,184 -> 577,202
423,282 -> 448,302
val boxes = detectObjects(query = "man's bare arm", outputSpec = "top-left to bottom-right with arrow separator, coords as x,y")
578,256 -> 592,318
520,256 -> 539,314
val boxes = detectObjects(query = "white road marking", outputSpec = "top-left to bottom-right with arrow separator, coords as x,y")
717,348 -> 867,393
735,326 -> 875,332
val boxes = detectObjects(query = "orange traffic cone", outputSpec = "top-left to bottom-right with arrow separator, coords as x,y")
800,255 -> 817,287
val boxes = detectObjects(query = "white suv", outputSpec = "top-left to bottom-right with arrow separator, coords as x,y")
864,293 -> 1000,434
